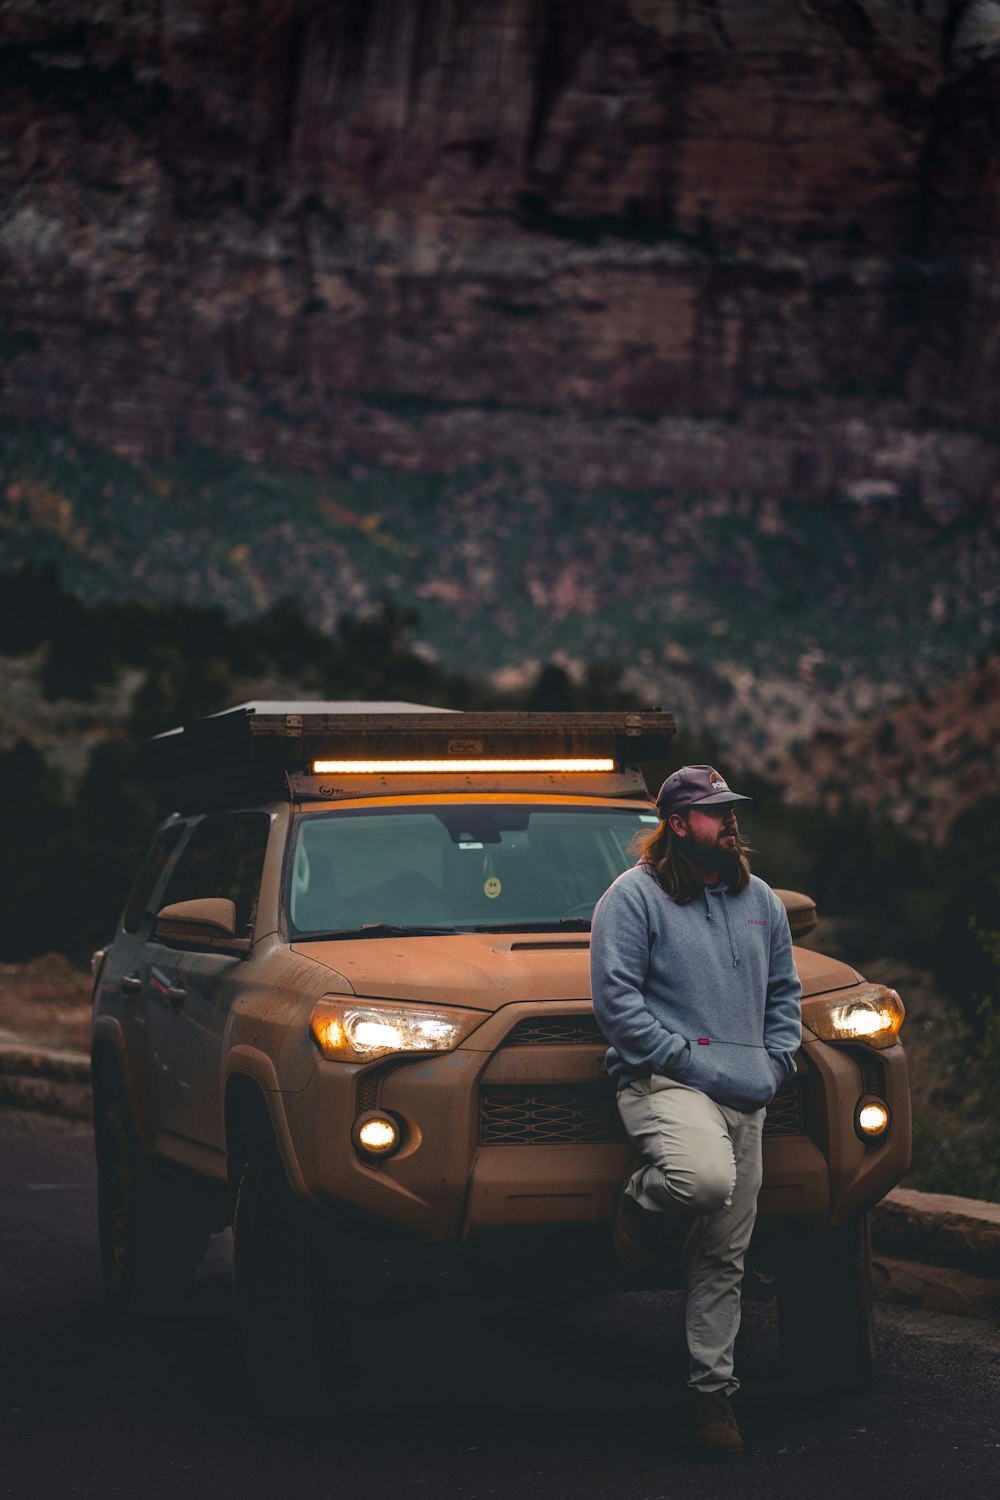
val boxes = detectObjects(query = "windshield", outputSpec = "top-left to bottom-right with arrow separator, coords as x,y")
287,802 -> 659,937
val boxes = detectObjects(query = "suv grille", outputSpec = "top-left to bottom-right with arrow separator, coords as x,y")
763,1078 -> 803,1136
480,1085 -> 625,1145
478,1077 -> 804,1145
505,1015 -> 606,1046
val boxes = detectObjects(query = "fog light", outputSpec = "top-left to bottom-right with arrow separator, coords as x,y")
352,1111 -> 402,1161
855,1096 -> 890,1141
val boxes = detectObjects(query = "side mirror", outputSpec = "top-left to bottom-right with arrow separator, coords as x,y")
155,897 -> 238,944
774,889 -> 818,939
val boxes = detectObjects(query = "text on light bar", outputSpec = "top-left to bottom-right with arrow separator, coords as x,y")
311,758 -> 617,774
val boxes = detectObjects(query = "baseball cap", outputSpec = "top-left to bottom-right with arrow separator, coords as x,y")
655,764 -> 752,818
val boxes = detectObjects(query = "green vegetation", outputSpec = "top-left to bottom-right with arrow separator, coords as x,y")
1,415 -> 996,690
907,920 -> 1000,1203
748,783 -> 1000,1023
746,784 -> 1000,1201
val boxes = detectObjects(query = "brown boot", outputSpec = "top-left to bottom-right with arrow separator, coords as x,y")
690,1390 -> 744,1460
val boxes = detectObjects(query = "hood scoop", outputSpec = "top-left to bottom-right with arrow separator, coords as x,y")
493,938 -> 591,952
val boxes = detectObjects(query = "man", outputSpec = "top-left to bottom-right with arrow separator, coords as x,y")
590,764 -> 802,1459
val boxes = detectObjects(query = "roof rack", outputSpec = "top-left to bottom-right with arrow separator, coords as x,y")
145,702 -> 676,805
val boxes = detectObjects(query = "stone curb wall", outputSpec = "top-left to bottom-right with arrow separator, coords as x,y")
0,1044 -> 93,1120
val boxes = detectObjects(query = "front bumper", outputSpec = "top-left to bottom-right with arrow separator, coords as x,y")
281,1000 -> 910,1242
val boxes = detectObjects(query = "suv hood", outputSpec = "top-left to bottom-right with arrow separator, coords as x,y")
291,932 -> 591,1008
291,933 -> 860,1011
793,947 -> 860,996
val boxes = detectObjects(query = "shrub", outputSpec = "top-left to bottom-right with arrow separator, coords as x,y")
907,914 -> 1000,1203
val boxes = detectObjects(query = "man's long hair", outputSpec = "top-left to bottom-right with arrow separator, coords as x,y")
632,816 -> 753,902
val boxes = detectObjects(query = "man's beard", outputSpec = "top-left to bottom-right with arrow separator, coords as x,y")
684,834 -> 744,885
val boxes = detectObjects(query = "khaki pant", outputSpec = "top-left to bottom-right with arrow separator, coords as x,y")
616,1074 -> 765,1396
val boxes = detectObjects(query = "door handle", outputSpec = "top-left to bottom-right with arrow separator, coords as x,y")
121,974 -> 142,995
166,985 -> 186,1006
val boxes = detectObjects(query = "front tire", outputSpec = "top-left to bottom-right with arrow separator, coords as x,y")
777,1215 -> 876,1391
231,1134 -> 352,1419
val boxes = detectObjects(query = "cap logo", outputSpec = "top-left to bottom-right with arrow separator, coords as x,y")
709,771 -> 728,791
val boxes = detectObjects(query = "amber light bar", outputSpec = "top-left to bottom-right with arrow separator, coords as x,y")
311,757 -> 617,774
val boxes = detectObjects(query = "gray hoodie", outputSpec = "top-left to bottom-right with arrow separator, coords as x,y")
590,865 -> 802,1112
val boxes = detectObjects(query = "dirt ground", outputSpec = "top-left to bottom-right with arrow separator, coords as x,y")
0,953 -> 93,1053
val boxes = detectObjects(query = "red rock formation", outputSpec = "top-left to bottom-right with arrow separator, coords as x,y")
0,2 -> 997,504
771,655 -> 1000,839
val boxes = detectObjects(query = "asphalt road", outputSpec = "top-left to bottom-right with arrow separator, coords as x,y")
2,1109 -> 999,1500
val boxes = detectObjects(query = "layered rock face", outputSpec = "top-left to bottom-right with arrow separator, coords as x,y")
1,1 -> 998,506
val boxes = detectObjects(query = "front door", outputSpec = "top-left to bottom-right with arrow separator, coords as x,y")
147,811 -> 270,1161
97,819 -> 189,1134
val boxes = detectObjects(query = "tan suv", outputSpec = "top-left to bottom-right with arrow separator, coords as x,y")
91,704 -> 910,1414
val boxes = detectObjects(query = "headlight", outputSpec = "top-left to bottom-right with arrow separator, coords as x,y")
310,998 -> 485,1063
806,984 -> 905,1050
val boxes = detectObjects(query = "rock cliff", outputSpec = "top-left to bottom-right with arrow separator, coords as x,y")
1,1 -> 998,510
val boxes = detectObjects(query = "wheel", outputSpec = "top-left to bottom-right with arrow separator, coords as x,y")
231,1133 -> 353,1419
776,1215 -> 876,1391
94,1078 -> 209,1314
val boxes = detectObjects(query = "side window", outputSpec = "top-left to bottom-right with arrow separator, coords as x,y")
122,823 -> 187,934
159,813 -> 269,937
226,817 -> 270,932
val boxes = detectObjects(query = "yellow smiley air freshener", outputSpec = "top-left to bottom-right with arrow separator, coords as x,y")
484,876 -> 502,899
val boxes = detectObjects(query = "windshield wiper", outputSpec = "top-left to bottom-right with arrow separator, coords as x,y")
470,919 -> 592,933
295,918 -> 592,939
295,923 -> 459,941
